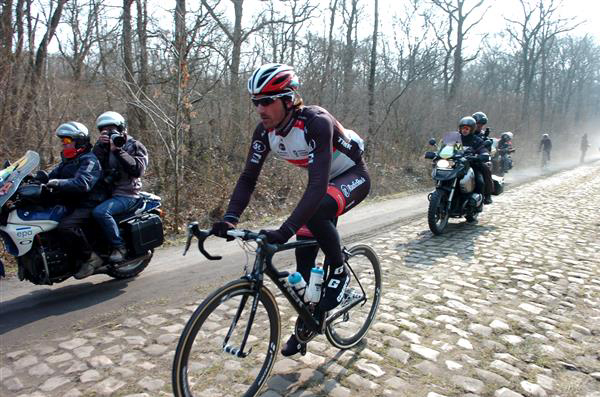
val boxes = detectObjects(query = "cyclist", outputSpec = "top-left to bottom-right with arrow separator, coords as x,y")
580,133 -> 589,163
211,63 -> 370,356
539,133 -> 552,168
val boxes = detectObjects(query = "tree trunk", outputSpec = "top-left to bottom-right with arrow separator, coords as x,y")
18,0 -> 67,138
123,0 -> 139,132
135,0 -> 149,136
341,0 -> 358,118
367,0 -> 378,140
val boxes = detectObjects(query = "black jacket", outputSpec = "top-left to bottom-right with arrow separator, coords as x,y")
48,150 -> 106,208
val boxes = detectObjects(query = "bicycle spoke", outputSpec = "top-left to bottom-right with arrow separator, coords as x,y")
173,282 -> 280,397
326,245 -> 381,348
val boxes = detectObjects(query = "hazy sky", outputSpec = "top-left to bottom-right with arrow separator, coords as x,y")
48,0 -> 600,54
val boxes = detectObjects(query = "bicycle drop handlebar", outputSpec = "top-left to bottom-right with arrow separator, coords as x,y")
182,222 -> 268,259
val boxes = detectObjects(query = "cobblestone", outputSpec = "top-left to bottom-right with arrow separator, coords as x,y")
2,164 -> 600,396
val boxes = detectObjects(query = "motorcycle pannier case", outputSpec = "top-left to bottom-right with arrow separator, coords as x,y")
123,214 -> 164,256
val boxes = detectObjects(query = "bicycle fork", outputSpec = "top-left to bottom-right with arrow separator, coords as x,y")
221,287 -> 260,358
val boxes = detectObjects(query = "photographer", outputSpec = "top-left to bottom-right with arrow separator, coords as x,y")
92,111 -> 148,262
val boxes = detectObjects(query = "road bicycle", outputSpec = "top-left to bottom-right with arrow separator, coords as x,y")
172,223 -> 382,397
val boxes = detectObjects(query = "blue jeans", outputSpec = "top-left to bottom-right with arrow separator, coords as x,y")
92,196 -> 139,247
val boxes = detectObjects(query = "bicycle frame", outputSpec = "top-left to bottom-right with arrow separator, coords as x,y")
183,224 -> 368,358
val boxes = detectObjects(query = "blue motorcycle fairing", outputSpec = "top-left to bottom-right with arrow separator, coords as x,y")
16,205 -> 67,222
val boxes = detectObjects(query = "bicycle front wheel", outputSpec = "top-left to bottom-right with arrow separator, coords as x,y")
326,244 -> 382,349
172,279 -> 280,397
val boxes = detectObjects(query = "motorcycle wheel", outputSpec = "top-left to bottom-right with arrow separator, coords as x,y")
428,190 -> 449,235
107,250 -> 153,279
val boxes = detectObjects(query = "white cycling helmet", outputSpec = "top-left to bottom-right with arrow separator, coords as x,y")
96,111 -> 127,132
247,63 -> 299,96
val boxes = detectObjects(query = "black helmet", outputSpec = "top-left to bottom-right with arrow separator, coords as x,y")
472,111 -> 488,125
459,116 -> 476,133
56,121 -> 90,148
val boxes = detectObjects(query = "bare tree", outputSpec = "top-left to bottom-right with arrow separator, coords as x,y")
200,0 -> 282,139
56,0 -> 102,81
17,0 -> 68,140
429,0 -> 487,104
341,0 -> 360,118
506,0 -> 578,122
367,0 -> 378,138
317,0 -> 339,104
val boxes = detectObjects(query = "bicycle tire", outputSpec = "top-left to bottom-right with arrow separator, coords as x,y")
325,244 -> 382,349
172,279 -> 280,397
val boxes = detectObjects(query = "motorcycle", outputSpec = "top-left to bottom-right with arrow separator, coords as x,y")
0,150 -> 164,284
424,132 -> 503,235
491,132 -> 515,177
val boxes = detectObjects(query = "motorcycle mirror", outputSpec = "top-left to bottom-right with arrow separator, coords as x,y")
428,138 -> 436,146
35,170 -> 49,184
2,160 -> 10,169
424,151 -> 436,160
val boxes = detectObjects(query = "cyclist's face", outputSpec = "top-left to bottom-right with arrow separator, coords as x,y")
255,98 -> 286,129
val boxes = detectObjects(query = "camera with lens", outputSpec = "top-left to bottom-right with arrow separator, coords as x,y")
107,129 -> 126,147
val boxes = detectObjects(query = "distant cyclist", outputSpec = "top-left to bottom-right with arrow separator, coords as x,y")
539,133 -> 552,168
580,133 -> 589,164
211,63 -> 370,356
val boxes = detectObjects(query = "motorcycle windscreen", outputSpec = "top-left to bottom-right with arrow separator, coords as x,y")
0,151 -> 40,208
442,131 -> 462,146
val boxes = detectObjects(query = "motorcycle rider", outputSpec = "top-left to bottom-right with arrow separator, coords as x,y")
459,116 -> 492,204
497,132 -> 514,172
92,111 -> 149,263
472,111 -> 489,138
47,122 -> 106,279
211,63 -> 370,357
538,133 -> 552,167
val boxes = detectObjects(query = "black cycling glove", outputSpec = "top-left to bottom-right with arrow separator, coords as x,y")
212,220 -> 235,241
259,227 -> 294,244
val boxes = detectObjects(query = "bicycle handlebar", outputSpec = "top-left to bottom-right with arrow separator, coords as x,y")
182,222 -> 268,260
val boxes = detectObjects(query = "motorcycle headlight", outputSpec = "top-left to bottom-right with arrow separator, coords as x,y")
436,159 -> 454,169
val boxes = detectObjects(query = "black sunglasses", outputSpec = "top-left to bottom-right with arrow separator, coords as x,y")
251,96 -> 277,107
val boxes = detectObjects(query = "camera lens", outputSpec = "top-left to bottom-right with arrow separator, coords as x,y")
111,133 -> 126,147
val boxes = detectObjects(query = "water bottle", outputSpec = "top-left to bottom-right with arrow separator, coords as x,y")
306,265 -> 324,303
287,272 -> 307,302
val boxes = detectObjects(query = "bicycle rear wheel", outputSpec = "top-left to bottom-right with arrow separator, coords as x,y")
172,279 -> 280,397
325,244 -> 382,349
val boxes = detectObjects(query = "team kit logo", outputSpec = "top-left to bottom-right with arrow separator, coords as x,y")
340,177 -> 366,198
252,140 -> 266,153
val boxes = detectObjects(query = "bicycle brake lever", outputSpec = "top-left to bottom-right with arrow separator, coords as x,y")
183,222 -> 198,256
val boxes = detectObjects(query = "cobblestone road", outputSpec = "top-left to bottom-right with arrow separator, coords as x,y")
2,163 -> 600,397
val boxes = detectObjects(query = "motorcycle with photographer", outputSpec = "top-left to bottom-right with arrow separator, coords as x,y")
424,118 -> 503,235
0,120 -> 164,285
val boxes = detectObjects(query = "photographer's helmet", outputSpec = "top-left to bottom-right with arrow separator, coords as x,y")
247,63 -> 299,98
459,116 -> 477,134
56,121 -> 90,158
96,111 -> 127,132
472,111 -> 488,125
